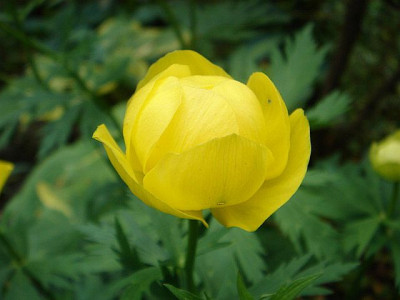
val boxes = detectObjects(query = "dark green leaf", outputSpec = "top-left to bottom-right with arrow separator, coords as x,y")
268,274 -> 321,300
164,284 -> 204,300
307,91 -> 352,129
268,25 -> 327,110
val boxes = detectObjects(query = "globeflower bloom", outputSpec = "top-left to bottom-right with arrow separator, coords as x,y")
0,160 -> 13,193
93,50 -> 310,231
370,130 -> 400,182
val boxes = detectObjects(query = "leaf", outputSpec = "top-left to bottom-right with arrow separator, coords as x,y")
38,104 -> 81,159
268,274 -> 320,300
307,91 -> 352,129
196,220 -> 266,300
164,284 -> 204,300
113,217 -> 142,271
268,25 -> 328,110
342,217 -> 381,258
251,255 -> 356,298
274,190 -> 340,259
120,267 -> 163,300
237,272 -> 255,300
228,37 -> 279,82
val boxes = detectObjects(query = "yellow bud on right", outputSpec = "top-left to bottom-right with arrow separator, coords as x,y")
370,130 -> 400,182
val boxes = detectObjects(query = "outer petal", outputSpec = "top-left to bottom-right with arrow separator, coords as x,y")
211,109 -> 310,232
123,64 -> 192,171
247,72 -> 290,179
0,160 -> 14,193
137,50 -> 231,90
144,85 -> 240,172
131,76 -> 183,172
143,134 -> 273,211
92,124 -> 206,225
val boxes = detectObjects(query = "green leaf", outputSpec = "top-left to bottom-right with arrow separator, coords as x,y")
251,254 -> 356,298
237,272 -> 255,300
120,267 -> 163,300
342,217 -> 381,258
196,221 -> 265,299
113,217 -> 142,271
268,274 -> 321,300
307,91 -> 352,129
268,25 -> 327,110
274,190 -> 340,259
164,284 -> 204,300
228,37 -> 279,83
38,104 -> 81,159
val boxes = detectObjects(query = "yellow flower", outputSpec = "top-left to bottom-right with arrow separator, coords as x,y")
0,160 -> 14,194
370,130 -> 400,182
93,50 -> 311,231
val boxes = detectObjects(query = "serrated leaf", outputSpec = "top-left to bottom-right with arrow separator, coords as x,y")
237,272 -> 255,300
274,190 -> 340,259
164,284 -> 204,300
228,37 -> 279,82
114,217 -> 142,271
38,104 -> 81,159
307,91 -> 352,129
251,255 -> 312,297
268,274 -> 320,300
268,25 -> 327,110
343,217 -> 381,257
120,267 -> 163,300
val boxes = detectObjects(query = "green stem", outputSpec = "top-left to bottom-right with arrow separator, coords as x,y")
184,219 -> 199,293
189,0 -> 197,50
0,230 -> 55,300
157,0 -> 187,49
388,182 -> 399,218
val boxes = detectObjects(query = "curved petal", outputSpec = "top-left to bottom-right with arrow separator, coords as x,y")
247,72 -> 290,179
92,124 -> 206,225
0,160 -> 14,193
144,85 -> 240,172
131,76 -> 183,172
212,79 -> 266,144
143,134 -> 273,211
211,109 -> 310,232
123,64 -> 192,171
137,50 -> 231,90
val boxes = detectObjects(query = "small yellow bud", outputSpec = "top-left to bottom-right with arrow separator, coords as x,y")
370,130 -> 400,181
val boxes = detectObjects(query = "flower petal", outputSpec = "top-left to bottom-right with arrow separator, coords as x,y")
92,124 -> 206,225
144,85 -> 240,172
131,76 -> 183,172
123,64 -> 192,171
211,109 -> 310,232
212,79 -> 267,144
137,50 -> 231,90
0,160 -> 13,193
247,72 -> 290,179
143,134 -> 273,211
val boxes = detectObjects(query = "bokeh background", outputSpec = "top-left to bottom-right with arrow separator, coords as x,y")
0,0 -> 399,299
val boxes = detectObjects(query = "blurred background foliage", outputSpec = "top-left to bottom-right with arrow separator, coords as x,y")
0,0 -> 399,299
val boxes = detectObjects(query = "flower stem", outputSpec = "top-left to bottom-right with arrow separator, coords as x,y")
388,182 -> 399,218
184,219 -> 199,293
